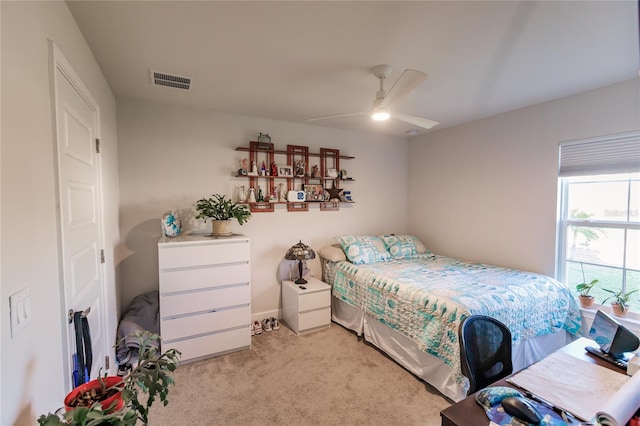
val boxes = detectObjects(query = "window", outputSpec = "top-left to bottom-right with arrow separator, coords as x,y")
556,131 -> 640,316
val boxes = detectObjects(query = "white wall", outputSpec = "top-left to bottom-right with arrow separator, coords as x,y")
116,98 -> 409,316
0,2 -> 120,423
408,78 -> 640,277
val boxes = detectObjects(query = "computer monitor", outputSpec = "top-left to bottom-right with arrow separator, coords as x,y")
588,309 -> 640,360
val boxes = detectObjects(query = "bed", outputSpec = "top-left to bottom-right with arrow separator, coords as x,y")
319,235 -> 583,402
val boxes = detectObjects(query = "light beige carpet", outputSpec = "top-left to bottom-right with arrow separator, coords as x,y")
148,323 -> 452,425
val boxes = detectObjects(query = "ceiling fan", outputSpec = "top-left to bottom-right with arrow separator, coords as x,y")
307,64 -> 439,130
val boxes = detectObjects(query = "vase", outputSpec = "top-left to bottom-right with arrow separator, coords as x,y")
211,219 -> 232,237
161,211 -> 181,237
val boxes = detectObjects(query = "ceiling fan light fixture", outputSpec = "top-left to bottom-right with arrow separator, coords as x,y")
372,108 -> 390,121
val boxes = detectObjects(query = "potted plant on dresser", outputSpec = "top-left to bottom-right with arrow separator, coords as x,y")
602,288 -> 639,317
38,331 -> 180,426
195,193 -> 251,237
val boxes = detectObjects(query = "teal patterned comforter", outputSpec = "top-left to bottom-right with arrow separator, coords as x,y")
331,255 -> 582,394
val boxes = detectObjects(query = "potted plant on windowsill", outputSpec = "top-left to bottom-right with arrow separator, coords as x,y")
602,288 -> 639,317
38,331 -> 180,426
575,262 -> 598,308
196,193 -> 251,237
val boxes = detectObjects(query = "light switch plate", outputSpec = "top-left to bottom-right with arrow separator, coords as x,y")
10,287 -> 31,337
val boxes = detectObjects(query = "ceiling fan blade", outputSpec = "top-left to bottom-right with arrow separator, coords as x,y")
306,111 -> 369,122
392,112 -> 439,130
378,69 -> 427,109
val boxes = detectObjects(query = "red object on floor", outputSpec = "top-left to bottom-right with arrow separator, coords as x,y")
64,376 -> 125,413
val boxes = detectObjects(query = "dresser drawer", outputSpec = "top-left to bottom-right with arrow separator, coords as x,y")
160,284 -> 249,318
299,289 -> 331,312
298,307 -> 331,332
158,239 -> 250,269
163,327 -> 250,363
161,305 -> 250,341
160,262 -> 249,294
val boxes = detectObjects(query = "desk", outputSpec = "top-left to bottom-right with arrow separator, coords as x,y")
440,337 -> 623,426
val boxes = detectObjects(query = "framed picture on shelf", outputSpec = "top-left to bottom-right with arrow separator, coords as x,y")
303,184 -> 325,202
278,165 -> 293,176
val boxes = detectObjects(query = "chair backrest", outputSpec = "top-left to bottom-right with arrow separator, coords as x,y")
459,315 -> 513,395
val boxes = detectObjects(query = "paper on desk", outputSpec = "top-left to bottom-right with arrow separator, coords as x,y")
507,350 -> 629,421
595,370 -> 640,426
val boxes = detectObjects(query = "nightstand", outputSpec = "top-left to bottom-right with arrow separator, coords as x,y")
282,276 -> 331,334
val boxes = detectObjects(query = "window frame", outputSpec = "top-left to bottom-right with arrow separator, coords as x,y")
556,173 -> 640,321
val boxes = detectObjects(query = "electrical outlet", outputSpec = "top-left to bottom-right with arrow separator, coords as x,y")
10,287 -> 31,337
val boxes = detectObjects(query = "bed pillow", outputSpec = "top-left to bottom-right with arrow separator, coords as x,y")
317,244 -> 348,262
379,235 -> 428,259
335,235 -> 391,264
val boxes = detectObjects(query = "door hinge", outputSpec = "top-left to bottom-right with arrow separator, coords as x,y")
100,249 -> 105,264
95,138 -> 101,153
105,355 -> 110,370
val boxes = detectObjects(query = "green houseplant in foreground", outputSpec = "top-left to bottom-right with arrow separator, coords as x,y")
602,288 -> 639,316
196,193 -> 251,236
38,331 -> 180,426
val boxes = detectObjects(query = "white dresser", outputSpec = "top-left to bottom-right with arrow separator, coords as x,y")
158,234 -> 251,362
282,276 -> 331,334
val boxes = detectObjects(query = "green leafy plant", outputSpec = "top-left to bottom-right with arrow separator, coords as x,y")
195,194 -> 251,224
575,262 -> 598,297
602,288 -> 639,312
38,331 -> 181,426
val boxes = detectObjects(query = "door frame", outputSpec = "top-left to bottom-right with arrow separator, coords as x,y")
48,41 -> 110,392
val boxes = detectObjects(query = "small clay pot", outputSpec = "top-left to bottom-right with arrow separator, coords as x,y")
611,302 -> 627,317
579,295 -> 595,308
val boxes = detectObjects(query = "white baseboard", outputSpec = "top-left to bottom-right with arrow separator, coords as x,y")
251,309 -> 281,323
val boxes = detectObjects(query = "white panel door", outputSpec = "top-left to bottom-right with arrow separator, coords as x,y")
53,53 -> 107,390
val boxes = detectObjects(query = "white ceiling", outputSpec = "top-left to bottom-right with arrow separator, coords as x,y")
66,1 -> 639,138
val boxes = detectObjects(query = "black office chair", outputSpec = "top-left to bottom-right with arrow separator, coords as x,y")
459,314 -> 513,395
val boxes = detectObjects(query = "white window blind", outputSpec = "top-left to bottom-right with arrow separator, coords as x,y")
558,131 -> 640,177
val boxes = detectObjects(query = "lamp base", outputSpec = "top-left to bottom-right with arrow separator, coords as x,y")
295,259 -> 307,285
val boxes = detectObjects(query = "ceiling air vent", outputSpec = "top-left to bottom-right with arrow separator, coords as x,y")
150,70 -> 191,90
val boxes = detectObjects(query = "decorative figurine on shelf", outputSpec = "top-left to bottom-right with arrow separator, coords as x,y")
257,186 -> 265,202
295,160 -> 305,177
257,133 -> 271,143
327,168 -> 338,178
270,161 -> 278,177
249,161 -> 258,176
238,158 -> 248,176
261,161 -> 267,176
269,188 -> 278,202
311,164 -> 319,178
277,183 -> 286,202
161,211 -> 182,237
326,181 -> 343,202
238,185 -> 247,203
248,187 -> 257,203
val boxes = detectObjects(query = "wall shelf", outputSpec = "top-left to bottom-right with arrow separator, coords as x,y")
235,146 -> 355,160
235,141 -> 355,212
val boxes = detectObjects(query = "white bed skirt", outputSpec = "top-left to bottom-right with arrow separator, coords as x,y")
331,296 -> 575,402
